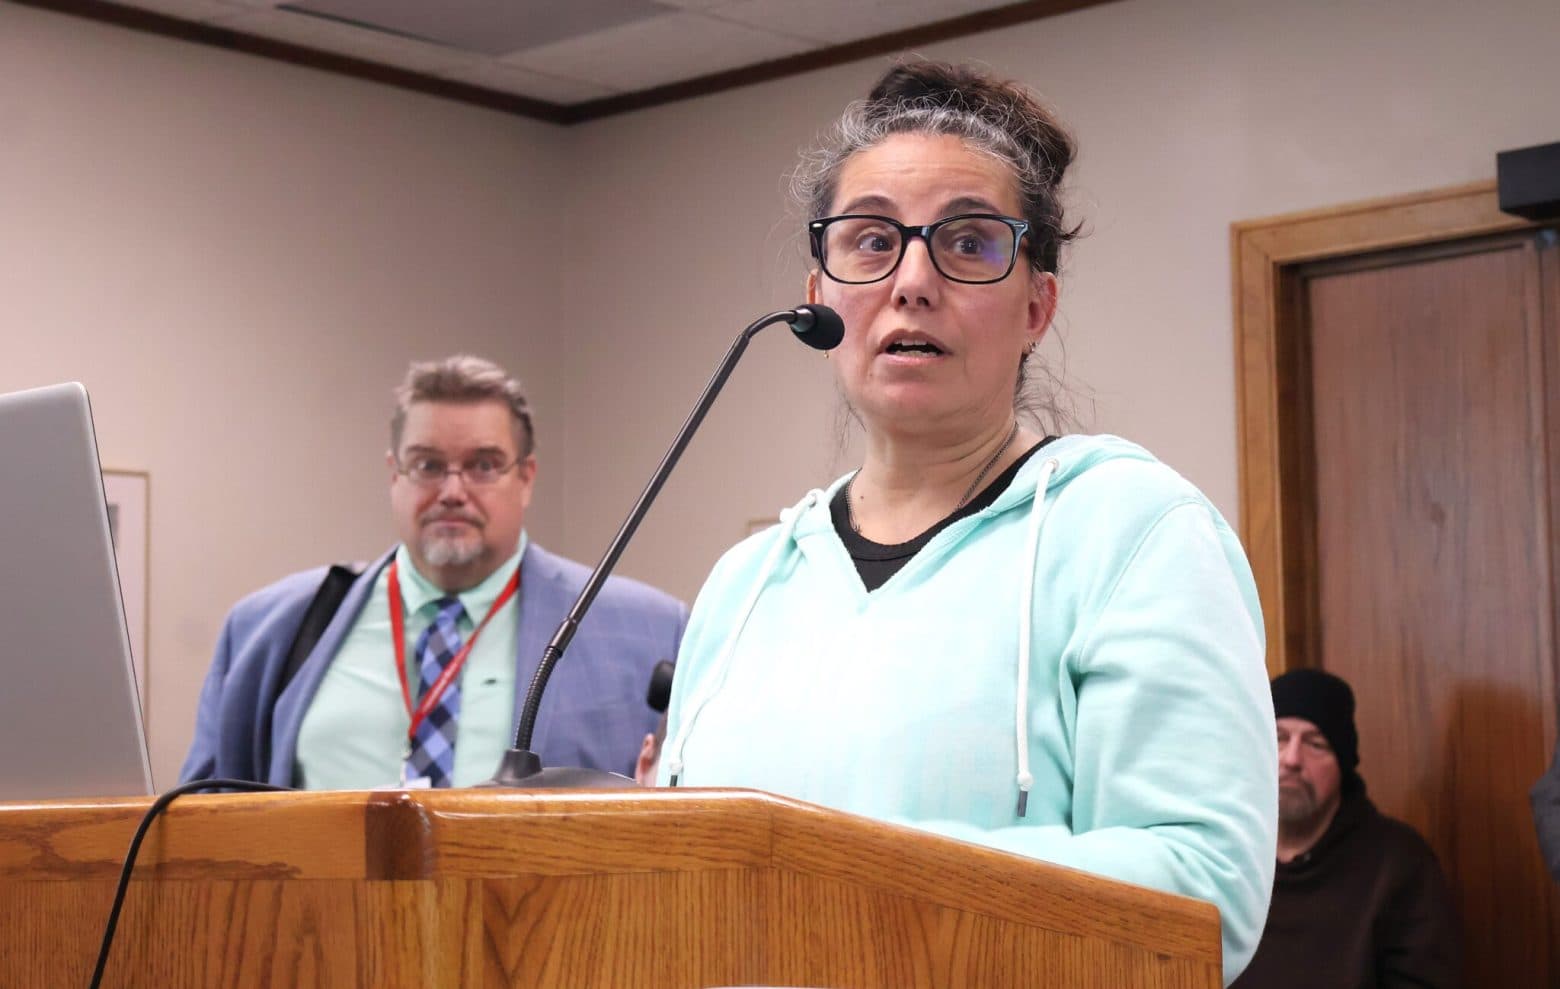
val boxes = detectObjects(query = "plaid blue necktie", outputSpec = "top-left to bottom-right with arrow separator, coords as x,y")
403,596 -> 467,788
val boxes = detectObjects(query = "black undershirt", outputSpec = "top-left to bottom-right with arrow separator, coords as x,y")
831,437 -> 1057,592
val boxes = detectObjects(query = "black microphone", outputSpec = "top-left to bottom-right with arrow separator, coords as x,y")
482,304 -> 844,788
787,304 -> 846,351
645,659 -> 675,714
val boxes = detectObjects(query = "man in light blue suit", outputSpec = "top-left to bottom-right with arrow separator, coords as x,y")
181,355 -> 687,788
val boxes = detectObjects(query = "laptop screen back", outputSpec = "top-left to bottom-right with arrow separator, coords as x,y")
0,382 -> 154,800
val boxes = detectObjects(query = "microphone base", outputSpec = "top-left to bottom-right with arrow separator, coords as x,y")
476,748 -> 634,789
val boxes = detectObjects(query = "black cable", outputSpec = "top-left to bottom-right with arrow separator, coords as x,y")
88,778 -> 290,989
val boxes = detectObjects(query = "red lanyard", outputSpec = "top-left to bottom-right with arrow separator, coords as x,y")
388,559 -> 521,741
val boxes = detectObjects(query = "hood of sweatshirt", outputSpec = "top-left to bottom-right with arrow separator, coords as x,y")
788,432 -> 1157,540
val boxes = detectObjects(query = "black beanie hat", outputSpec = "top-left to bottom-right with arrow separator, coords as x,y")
1271,668 -> 1359,776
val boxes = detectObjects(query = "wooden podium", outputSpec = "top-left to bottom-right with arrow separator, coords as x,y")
0,788 -> 1221,987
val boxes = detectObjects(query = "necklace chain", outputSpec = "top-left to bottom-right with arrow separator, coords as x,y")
845,421 -> 1020,536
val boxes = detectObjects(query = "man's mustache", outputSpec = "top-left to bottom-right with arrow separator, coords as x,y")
1279,774 -> 1314,798
421,511 -> 482,527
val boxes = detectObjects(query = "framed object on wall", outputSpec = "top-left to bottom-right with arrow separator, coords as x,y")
102,469 -> 150,711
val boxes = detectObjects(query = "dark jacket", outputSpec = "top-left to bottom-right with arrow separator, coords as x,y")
1232,785 -> 1460,989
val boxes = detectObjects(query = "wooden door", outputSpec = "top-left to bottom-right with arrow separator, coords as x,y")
1292,229 -> 1560,986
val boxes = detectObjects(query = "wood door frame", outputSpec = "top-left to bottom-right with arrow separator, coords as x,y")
1232,181 -> 1541,677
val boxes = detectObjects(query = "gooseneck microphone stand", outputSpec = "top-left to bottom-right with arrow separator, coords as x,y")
482,304 -> 844,787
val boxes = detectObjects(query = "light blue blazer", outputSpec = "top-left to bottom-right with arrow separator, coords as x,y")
180,542 -> 687,785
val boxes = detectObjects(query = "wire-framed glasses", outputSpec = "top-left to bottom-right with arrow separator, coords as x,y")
808,213 -> 1031,285
395,453 -> 521,487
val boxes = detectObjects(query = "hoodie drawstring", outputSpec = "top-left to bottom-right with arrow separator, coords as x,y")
669,453 -> 1058,810
665,490 -> 821,786
1014,457 -> 1059,817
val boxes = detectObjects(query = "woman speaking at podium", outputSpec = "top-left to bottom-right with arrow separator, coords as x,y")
660,62 -> 1276,985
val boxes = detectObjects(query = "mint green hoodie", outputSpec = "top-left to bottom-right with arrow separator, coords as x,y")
661,434 -> 1276,984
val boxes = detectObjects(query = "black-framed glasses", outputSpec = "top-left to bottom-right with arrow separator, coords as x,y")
808,213 -> 1031,285
395,453 -> 522,487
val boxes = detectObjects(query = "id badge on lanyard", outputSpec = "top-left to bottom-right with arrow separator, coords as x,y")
387,559 -> 521,788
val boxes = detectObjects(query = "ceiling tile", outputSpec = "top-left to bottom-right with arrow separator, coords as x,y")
208,8 -> 476,74
501,11 -> 812,92
112,0 -> 1048,112
705,0 -> 1013,44
435,62 -> 619,105
278,0 -> 669,57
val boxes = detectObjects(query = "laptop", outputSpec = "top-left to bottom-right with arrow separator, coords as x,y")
0,382 -> 154,800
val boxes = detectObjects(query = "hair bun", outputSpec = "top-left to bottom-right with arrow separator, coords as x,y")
865,62 -> 1074,187
867,63 -> 987,115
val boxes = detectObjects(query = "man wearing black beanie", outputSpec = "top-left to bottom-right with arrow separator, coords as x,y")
1232,668 -> 1461,988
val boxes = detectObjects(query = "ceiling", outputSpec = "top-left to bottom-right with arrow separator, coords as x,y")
19,0 -> 1116,123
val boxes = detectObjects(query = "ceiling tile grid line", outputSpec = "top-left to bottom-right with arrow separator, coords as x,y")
15,0 -> 1114,114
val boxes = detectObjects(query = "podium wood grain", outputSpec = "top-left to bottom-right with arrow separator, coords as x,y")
0,788 -> 1220,987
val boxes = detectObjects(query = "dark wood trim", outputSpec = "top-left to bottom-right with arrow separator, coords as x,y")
1541,226 -> 1560,971
1273,263 -> 1317,674
9,0 -> 1124,126
553,0 -> 1123,124
8,0 -> 575,123
1540,228 -> 1560,742
1514,230 -> 1560,760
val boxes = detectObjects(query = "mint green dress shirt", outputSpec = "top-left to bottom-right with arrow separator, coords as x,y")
295,534 -> 526,789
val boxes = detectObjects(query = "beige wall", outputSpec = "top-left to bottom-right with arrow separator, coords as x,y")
3,0 -> 1559,786
552,0 -> 1560,605
0,3 -> 569,782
